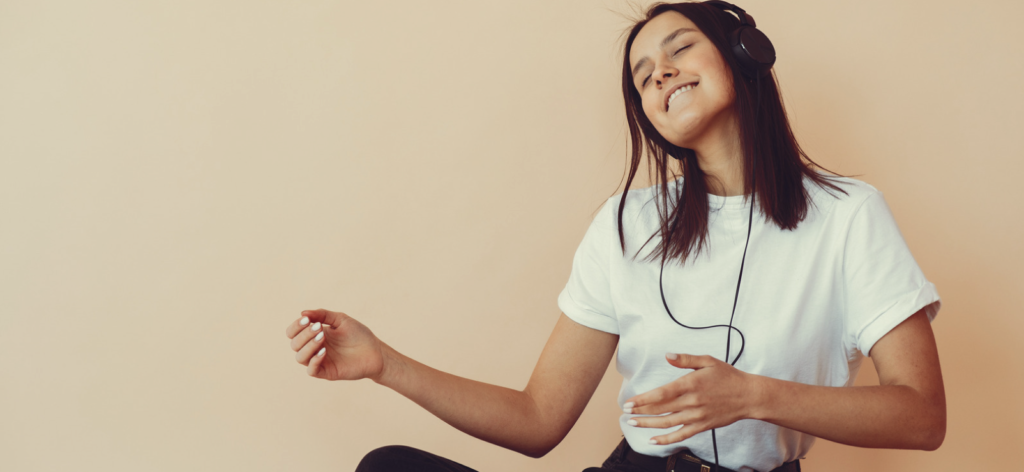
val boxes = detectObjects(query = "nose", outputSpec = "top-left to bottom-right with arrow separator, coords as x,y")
653,62 -> 679,88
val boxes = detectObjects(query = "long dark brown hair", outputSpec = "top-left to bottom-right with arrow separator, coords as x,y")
619,1 -> 844,263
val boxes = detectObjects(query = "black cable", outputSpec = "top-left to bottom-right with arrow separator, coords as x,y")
658,71 -> 762,472
657,261 -> 747,365
658,197 -> 752,472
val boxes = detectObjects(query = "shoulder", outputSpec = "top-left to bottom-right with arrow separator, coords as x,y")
602,181 -> 673,225
582,183 -> 667,256
805,173 -> 884,221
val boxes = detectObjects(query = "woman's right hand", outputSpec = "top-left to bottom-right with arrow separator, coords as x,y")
285,308 -> 386,381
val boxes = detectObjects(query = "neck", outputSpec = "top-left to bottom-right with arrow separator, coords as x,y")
691,112 -> 745,197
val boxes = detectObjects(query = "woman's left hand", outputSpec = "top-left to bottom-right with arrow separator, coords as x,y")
622,353 -> 764,445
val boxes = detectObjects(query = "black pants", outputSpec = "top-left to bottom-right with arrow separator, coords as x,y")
355,438 -> 801,472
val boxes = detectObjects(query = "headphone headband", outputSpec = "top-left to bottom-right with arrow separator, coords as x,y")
703,0 -> 756,27
702,0 -> 776,78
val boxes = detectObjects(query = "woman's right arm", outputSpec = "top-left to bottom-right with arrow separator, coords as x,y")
286,309 -> 618,458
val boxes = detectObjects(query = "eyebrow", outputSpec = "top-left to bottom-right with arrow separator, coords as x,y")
631,27 -> 697,80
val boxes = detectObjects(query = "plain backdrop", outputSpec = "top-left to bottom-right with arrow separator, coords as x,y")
1,1 -> 1021,471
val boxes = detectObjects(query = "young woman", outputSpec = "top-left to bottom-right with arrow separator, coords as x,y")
284,2 -> 945,471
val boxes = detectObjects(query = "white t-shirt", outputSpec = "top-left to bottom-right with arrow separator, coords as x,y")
557,175 -> 940,472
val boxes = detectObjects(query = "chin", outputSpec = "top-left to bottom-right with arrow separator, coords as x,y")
659,123 -> 703,149
657,108 -> 725,150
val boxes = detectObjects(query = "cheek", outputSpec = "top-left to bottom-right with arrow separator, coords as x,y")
642,100 -> 676,140
705,60 -> 736,106
641,95 -> 664,125
642,99 -> 659,124
704,81 -> 734,112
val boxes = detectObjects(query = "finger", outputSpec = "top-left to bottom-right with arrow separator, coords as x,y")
624,381 -> 691,414
630,390 -> 696,416
666,353 -> 718,370
624,354 -> 715,412
300,308 -> 348,331
629,393 -> 696,416
627,411 -> 689,430
307,344 -> 327,377
290,320 -> 325,352
284,314 -> 313,339
294,326 -> 327,366
650,422 -> 707,445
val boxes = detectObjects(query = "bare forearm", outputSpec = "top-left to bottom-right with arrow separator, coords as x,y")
372,342 -> 552,457
751,376 -> 946,450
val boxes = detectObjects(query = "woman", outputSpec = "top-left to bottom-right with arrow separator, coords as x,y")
284,2 -> 945,471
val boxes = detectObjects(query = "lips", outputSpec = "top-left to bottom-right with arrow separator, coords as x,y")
664,81 -> 699,111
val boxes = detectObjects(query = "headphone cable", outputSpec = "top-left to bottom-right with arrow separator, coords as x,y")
658,70 -> 761,472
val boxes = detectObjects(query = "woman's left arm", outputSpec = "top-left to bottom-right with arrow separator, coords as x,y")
624,307 -> 946,450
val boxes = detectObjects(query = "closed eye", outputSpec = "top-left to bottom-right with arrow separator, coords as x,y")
640,44 -> 693,88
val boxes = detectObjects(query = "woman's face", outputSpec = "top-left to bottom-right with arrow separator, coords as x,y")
629,11 -> 736,148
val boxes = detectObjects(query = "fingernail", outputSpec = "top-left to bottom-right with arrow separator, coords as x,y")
648,439 -> 658,445
300,317 -> 309,326
623,407 -> 633,414
627,419 -> 638,426
666,353 -> 678,360
623,402 -> 635,409
317,347 -> 326,357
311,322 -> 321,332
314,332 -> 324,341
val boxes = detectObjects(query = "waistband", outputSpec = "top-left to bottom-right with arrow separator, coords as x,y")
615,438 -> 801,472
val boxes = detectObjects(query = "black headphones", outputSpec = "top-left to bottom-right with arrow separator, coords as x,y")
704,0 -> 776,78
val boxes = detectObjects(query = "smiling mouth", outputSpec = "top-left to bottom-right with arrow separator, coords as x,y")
666,82 -> 698,111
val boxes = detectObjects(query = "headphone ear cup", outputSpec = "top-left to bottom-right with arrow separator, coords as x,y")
731,25 -> 776,78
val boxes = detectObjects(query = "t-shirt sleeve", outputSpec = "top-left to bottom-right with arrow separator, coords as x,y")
557,199 -> 620,334
843,190 -> 941,357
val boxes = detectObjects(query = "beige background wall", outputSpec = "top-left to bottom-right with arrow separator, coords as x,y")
1,0 -> 1021,471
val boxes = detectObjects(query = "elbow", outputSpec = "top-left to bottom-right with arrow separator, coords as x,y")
917,406 -> 946,451
920,418 -> 946,451
908,382 -> 946,451
519,442 -> 555,459
518,432 -> 565,459
920,430 -> 945,451
521,447 -> 551,459
519,438 -> 560,459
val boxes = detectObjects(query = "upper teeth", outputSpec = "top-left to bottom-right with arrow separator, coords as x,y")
668,84 -> 696,107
